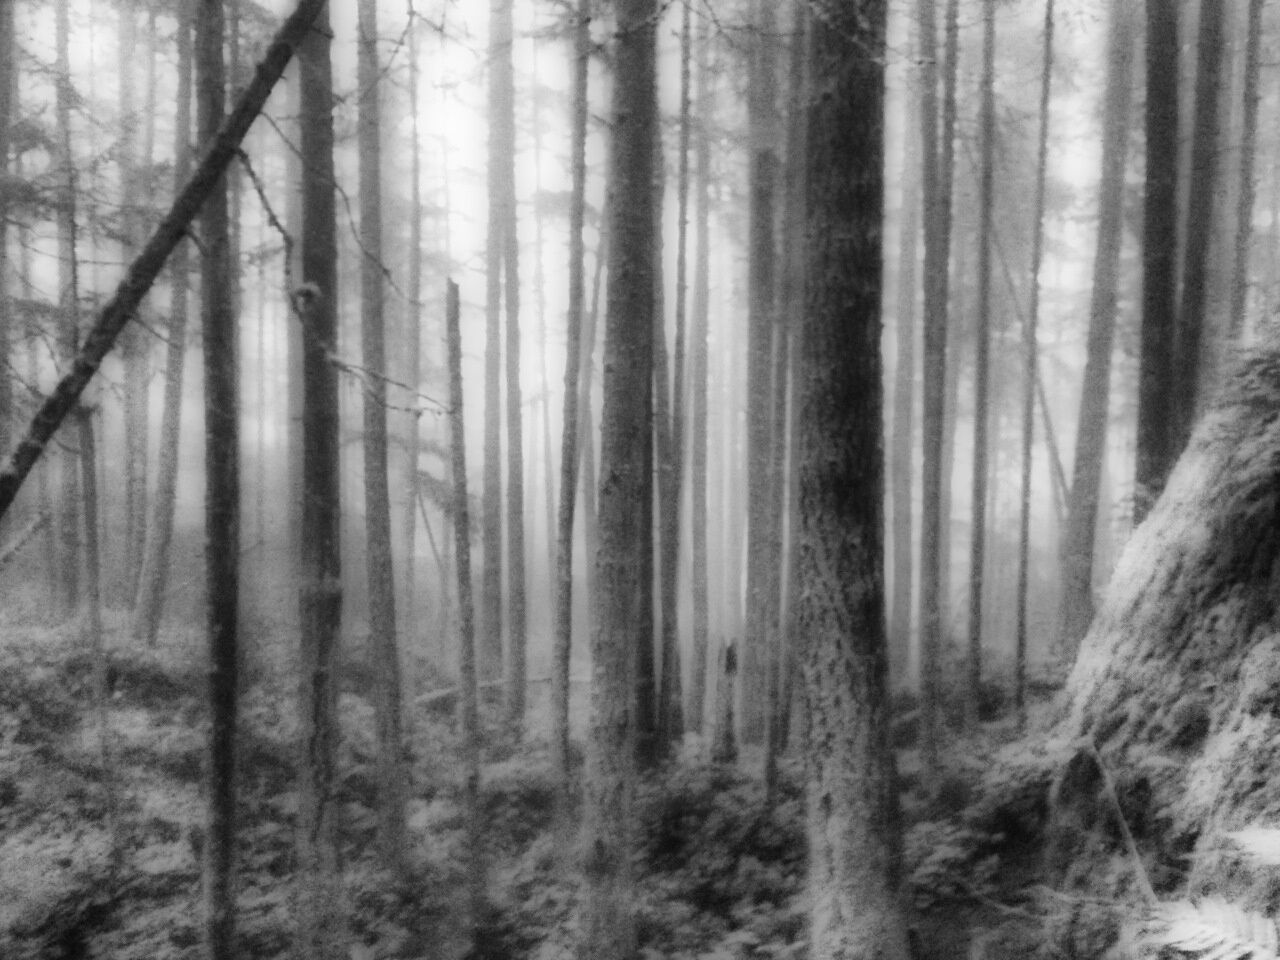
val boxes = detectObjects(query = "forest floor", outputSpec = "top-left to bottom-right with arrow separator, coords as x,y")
0,616 -> 1066,960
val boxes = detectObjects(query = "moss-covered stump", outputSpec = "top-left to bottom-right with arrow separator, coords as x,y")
1037,338 -> 1280,951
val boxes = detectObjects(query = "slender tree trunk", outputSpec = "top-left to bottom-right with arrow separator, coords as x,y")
1228,0 -> 1264,340
578,225 -> 606,635
55,0 -> 80,619
133,3 -> 194,646
0,0 -> 13,465
196,0 -> 240,954
402,1 -> 424,646
656,0 -> 691,755
481,0 -> 509,685
1016,0 -> 1055,726
710,639 -> 738,764
800,1 -> 908,954
1136,2 -> 1180,522
743,0 -> 779,745
687,13 -> 712,735
295,3 -> 345,956
551,0 -> 591,797
357,0 -> 406,878
444,280 -> 486,947
578,0 -> 657,948
531,28 -> 557,584
120,0 -> 149,603
1057,3 -> 1135,660
966,0 -> 996,732
1175,0 -> 1225,450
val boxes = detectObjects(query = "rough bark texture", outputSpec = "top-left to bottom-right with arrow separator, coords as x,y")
1175,0 -> 1225,449
799,1 -> 909,956
1036,335 -> 1280,954
577,0 -> 656,950
197,1 -> 240,954
551,0 -> 591,793
1056,4 -> 1134,659
295,5 -> 345,958
1135,1 -> 1180,522
133,1 -> 194,646
357,0 -> 406,877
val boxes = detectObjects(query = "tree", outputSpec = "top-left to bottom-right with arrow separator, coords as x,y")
0,0 -> 13,464
133,0 -> 195,646
1228,0 -> 1265,340
1015,0 -> 1055,723
1056,3 -> 1135,659
743,0 -> 780,745
798,0 -> 908,953
551,0 -> 591,794
1174,0 -> 1225,451
294,3 -> 345,956
687,10 -> 712,735
481,0 -> 509,684
1135,1 -> 1179,522
196,1 -> 240,954
357,0 -> 407,877
578,0 -> 657,949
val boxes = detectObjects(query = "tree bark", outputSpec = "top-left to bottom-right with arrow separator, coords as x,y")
357,0 -> 406,878
0,0 -> 328,525
799,0 -> 909,954
1056,3 -> 1135,660
551,0 -> 591,797
294,3 -> 345,957
578,0 -> 657,948
133,1 -> 194,647
445,279 -> 487,946
1228,0 -> 1264,340
0,0 -> 13,466
1015,0 -> 1055,725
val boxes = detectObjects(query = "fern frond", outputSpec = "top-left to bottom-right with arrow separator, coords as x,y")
1139,898 -> 1278,959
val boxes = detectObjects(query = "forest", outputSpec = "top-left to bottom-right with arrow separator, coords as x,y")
3,0 -> 1280,957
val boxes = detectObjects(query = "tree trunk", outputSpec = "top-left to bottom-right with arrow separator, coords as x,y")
578,0 -> 657,948
799,1 -> 908,954
965,0 -> 996,733
551,0 -> 591,797
656,0 -> 692,756
196,0 -> 240,954
496,0 -> 526,734
357,0 -> 406,878
1136,2 -> 1180,522
295,3 -> 345,956
55,0 -> 80,619
0,0 -> 13,465
710,638 -> 738,765
743,0 -> 779,746
133,1 -> 194,647
1015,0 -> 1055,725
481,0 -> 509,686
445,280 -> 487,947
687,12 -> 712,736
1174,0 -> 1225,451
1056,3 -> 1135,660
1038,336 -> 1280,953
1228,0 -> 1264,340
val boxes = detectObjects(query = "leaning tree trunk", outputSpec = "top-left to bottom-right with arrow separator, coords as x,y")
1025,335 -> 1280,955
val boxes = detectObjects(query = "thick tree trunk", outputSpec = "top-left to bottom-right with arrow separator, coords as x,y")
1056,4 -> 1135,660
1038,336 -> 1280,953
133,2 -> 194,647
799,0 -> 908,954
1136,2 -> 1180,521
357,0 -> 406,878
295,4 -> 345,957
578,0 -> 656,949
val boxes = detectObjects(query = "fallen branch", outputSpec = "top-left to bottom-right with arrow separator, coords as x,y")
0,0 -> 328,521
0,511 -> 49,569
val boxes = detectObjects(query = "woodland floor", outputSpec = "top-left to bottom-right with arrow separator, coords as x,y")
0,614 -> 1067,960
